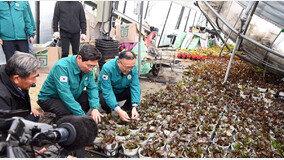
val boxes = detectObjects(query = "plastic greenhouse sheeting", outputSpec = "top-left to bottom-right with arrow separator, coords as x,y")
180,32 -> 194,49
187,36 -> 200,50
173,32 -> 187,49
131,40 -> 152,75
238,1 -> 284,29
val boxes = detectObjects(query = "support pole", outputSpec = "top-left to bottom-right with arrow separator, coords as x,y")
223,37 -> 241,83
123,1 -> 127,14
138,1 -> 144,75
196,2 -> 232,53
219,8 -> 244,57
100,1 -> 106,38
108,2 -> 113,39
223,2 -> 258,83
120,1 -> 127,25
144,1 -> 149,20
35,1 -> 40,44
192,11 -> 197,26
175,6 -> 185,29
196,13 -> 202,26
238,1 -> 259,50
158,2 -> 172,48
202,1 -> 283,58
184,9 -> 191,32
262,30 -> 282,78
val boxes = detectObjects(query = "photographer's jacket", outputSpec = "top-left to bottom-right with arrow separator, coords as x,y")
0,66 -> 31,113
38,55 -> 99,115
98,58 -> 141,109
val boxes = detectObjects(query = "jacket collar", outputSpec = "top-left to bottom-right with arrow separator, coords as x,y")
71,55 -> 81,75
8,1 -> 15,7
115,58 -> 121,74
0,66 -> 25,97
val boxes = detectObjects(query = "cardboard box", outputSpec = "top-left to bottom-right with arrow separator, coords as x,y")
34,47 -> 61,73
115,23 -> 139,43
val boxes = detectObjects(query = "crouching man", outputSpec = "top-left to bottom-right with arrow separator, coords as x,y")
37,44 -> 104,123
97,51 -> 141,122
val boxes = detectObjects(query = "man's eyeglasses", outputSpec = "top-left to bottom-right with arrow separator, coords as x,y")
86,64 -> 97,69
119,60 -> 135,70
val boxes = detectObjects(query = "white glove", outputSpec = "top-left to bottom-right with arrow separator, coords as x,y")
81,34 -> 86,41
53,32 -> 60,39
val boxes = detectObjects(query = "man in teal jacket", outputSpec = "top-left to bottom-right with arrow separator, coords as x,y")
38,45 -> 104,123
0,1 -> 34,61
97,51 -> 141,122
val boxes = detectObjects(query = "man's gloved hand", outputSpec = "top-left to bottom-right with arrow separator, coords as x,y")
131,107 -> 139,120
117,108 -> 131,122
81,34 -> 86,41
53,32 -> 60,39
91,109 -> 104,124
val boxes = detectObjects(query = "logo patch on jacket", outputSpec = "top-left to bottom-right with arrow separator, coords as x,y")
60,76 -> 68,82
103,75 -> 108,80
127,75 -> 132,79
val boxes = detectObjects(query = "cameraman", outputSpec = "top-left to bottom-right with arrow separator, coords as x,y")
0,52 -> 40,122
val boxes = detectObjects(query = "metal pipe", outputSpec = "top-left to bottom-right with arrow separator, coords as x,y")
113,10 -> 150,32
138,1 -> 144,75
240,1 -> 255,25
108,2 -> 113,39
203,1 -> 284,58
223,37 -> 242,83
123,1 -> 127,14
219,8 -> 244,57
144,1 -> 149,19
241,48 -> 284,73
223,2 -> 258,83
192,11 -> 197,26
196,2 -> 232,53
100,1 -> 106,38
264,30 -> 282,59
158,2 -> 172,48
196,13 -> 202,26
238,1 -> 259,50
121,1 -> 127,25
114,1 -> 119,10
262,29 -> 282,77
35,1 -> 40,44
184,9 -> 191,32
175,6 -> 185,29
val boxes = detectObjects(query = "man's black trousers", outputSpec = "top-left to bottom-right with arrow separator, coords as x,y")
99,87 -> 133,113
2,40 -> 29,62
60,30 -> 80,58
37,91 -> 90,121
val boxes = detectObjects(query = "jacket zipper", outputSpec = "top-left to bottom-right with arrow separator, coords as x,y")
77,73 -> 83,93
8,2 -> 16,39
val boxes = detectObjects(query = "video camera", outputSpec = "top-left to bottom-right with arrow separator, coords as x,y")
0,110 -> 98,158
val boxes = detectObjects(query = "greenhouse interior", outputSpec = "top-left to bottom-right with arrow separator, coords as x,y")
0,1 -> 283,158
